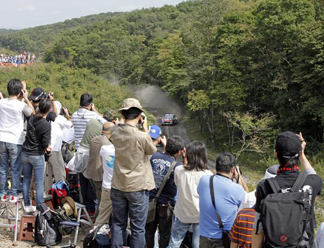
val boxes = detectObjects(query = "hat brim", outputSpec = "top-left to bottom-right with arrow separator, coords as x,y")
150,133 -> 160,140
62,196 -> 77,218
118,106 -> 144,113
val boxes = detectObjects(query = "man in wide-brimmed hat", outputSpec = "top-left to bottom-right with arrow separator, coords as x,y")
110,98 -> 157,248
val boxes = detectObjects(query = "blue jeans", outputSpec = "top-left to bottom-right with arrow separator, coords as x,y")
21,152 -> 45,206
111,188 -> 149,248
0,142 -> 22,196
168,218 -> 200,248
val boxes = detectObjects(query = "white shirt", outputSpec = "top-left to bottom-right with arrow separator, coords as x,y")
63,126 -> 74,144
100,145 -> 115,190
71,108 -> 106,150
0,98 -> 32,145
174,165 -> 213,223
51,115 -> 72,151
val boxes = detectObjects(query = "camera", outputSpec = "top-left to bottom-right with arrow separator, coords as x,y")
34,92 -> 49,102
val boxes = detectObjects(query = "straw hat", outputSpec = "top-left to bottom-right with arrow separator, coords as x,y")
62,196 -> 77,218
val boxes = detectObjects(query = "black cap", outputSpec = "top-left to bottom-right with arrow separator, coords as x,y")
29,87 -> 44,102
275,131 -> 302,159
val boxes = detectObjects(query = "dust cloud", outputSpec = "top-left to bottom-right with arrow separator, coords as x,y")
131,84 -> 183,119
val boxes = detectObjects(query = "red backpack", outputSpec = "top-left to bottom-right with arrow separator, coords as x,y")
48,181 -> 70,209
48,188 -> 68,209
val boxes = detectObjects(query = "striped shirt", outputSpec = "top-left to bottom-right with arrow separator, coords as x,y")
71,108 -> 106,150
229,208 -> 255,248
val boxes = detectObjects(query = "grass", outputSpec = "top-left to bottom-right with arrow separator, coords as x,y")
183,110 -> 324,226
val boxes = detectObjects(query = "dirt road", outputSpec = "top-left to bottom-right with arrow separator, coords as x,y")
133,84 -> 215,169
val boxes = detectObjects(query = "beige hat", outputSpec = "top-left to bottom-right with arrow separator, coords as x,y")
62,196 -> 77,218
119,98 -> 144,112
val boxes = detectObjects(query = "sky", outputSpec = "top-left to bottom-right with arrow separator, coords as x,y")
0,0 -> 185,30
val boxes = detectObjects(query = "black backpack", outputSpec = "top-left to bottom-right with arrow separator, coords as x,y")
34,203 -> 62,246
256,172 -> 312,248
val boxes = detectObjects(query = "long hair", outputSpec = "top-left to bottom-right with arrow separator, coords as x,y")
184,141 -> 208,171
34,98 -> 51,120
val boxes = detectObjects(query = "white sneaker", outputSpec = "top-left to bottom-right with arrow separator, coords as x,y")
9,195 -> 18,203
24,205 -> 36,214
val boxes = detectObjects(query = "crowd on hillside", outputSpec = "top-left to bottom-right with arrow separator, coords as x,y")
0,78 -> 323,248
0,52 -> 36,66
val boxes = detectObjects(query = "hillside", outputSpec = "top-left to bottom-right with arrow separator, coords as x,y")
0,12 -> 120,54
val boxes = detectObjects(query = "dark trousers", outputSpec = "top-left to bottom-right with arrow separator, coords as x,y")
145,204 -> 174,248
79,173 -> 97,212
199,236 -> 224,248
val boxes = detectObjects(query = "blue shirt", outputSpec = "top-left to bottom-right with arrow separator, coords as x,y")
149,151 -> 180,204
197,174 -> 244,239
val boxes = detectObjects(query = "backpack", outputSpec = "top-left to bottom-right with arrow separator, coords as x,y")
34,203 -> 62,246
48,181 -> 70,208
256,172 -> 312,248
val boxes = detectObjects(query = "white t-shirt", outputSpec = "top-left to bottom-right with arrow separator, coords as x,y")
51,115 -> 72,151
62,126 -> 74,144
174,165 -> 213,223
0,98 -> 32,145
71,108 -> 106,150
100,145 -> 115,190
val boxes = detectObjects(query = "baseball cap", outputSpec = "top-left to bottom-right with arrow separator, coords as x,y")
149,125 -> 161,140
275,131 -> 302,159
29,87 -> 44,102
119,98 -> 144,112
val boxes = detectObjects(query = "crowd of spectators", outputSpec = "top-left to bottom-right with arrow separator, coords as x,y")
0,78 -> 323,248
0,52 -> 36,66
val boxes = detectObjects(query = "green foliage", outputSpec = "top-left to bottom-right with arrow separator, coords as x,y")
0,13 -> 120,53
3,0 -> 324,155
0,63 -> 130,113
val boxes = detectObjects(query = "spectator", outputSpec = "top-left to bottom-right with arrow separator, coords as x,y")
29,87 -> 45,110
230,165 -> 278,248
85,115 -> 118,207
71,93 -> 105,150
60,107 -> 74,164
71,93 -> 106,215
145,135 -> 185,248
168,141 -> 213,248
0,79 -> 34,203
252,131 -> 322,248
110,98 -> 157,248
197,152 -> 248,248
21,98 -> 52,212
45,103 -> 72,192
94,122 -> 116,226
229,208 -> 255,248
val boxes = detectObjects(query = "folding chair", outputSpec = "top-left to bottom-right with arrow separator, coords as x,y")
0,200 -> 21,242
60,202 -> 93,248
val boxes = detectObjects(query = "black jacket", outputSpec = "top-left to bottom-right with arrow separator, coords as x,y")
23,115 -> 51,155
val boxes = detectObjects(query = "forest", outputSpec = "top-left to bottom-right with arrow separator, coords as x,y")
1,0 -> 324,159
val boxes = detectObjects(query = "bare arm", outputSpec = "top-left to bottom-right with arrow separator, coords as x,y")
91,103 -> 103,117
22,89 -> 35,115
236,166 -> 249,193
298,132 -> 315,173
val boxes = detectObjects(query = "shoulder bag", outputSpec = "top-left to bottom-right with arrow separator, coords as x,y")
146,160 -> 177,223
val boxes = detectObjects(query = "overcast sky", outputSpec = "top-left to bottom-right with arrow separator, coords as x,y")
1,0 -> 185,30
